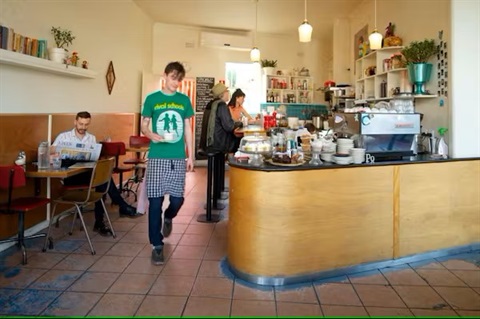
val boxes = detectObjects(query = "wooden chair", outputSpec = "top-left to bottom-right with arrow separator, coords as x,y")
0,165 -> 50,264
42,158 -> 116,255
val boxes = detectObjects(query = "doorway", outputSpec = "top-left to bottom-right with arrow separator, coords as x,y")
225,62 -> 262,116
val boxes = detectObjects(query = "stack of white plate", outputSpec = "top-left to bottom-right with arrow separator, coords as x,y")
321,152 -> 334,162
333,154 -> 352,165
349,148 -> 366,164
336,138 -> 354,155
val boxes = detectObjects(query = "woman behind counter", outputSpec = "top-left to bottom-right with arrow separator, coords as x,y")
228,89 -> 256,124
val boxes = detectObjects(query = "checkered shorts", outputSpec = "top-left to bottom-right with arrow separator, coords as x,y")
146,159 -> 186,198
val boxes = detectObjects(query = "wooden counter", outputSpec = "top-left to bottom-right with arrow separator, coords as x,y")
226,157 -> 480,285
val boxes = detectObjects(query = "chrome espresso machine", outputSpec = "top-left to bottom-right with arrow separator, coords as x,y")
333,112 -> 421,161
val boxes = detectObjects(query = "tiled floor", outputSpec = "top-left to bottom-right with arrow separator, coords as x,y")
1,167 -> 480,317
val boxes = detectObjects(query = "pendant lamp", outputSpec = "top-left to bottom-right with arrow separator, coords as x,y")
368,0 -> 383,50
298,0 -> 313,42
250,0 -> 261,62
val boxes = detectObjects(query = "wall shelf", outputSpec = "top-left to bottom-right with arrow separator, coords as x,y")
0,49 -> 97,79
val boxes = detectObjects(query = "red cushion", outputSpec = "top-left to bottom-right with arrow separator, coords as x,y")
0,197 -> 50,213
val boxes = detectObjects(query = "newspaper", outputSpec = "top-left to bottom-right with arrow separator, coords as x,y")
55,141 -> 103,161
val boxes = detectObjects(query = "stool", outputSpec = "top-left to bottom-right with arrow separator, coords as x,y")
197,149 -> 222,223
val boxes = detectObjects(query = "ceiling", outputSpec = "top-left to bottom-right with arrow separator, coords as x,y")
133,0 -> 363,42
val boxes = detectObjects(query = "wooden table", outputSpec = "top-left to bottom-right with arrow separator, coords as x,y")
126,147 -> 149,153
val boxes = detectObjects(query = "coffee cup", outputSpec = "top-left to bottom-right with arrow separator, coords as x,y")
164,132 -> 174,141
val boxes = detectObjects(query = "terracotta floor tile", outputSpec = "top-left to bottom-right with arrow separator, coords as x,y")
440,259 -> 480,271
416,269 -> 468,287
178,233 -> 211,246
119,231 -> 148,243
75,241 -> 115,255
68,271 -> 120,293
105,242 -> 145,257
410,308 -> 459,316
381,267 -> 428,286
452,270 -> 480,288
393,285 -> 448,309
136,243 -> 175,259
198,260 -> 225,277
233,282 -> 275,301
173,215 -> 194,224
130,223 -> 148,233
91,231 -> 126,242
89,255 -> 133,273
275,285 -> 318,304
321,305 -> 368,316
163,233 -> 183,246
410,260 -> 447,270
124,257 -> 164,275
0,268 -> 47,289
203,245 -> 227,261
191,276 -> 233,299
107,273 -> 156,294
22,252 -> 66,269
148,275 -> 195,296
46,240 -> 85,254
183,296 -> 231,316
135,295 -> 187,316
474,287 -> 480,295
315,283 -> 362,306
0,289 -> 61,316
366,306 -> 414,316
185,224 -> 215,235
313,275 -> 350,284
348,269 -> 389,285
29,269 -> 83,290
42,291 -> 102,316
354,284 -> 406,308
171,245 -> 207,260
111,221 -> 136,232
457,310 -> 480,317
231,299 -> 276,316
170,223 -> 188,234
52,253 -> 100,271
434,286 -> 480,310
161,258 -> 201,277
88,293 -> 144,316
277,301 -> 323,317
0,288 -> 21,305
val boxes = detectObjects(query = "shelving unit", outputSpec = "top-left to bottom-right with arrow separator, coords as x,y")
0,49 -> 97,79
262,74 -> 314,104
355,46 -> 437,101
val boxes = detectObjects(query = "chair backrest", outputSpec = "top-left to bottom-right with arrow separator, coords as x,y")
100,141 -> 126,169
90,157 -> 115,190
129,135 -> 150,148
0,165 -> 27,209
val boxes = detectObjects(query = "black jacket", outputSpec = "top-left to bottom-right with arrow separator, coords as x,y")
199,98 -> 242,154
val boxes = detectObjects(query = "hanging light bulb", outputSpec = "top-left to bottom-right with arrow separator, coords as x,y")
250,0 -> 261,62
298,0 -> 312,42
368,0 -> 383,49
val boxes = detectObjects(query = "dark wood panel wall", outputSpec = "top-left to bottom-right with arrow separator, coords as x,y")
0,112 -> 140,240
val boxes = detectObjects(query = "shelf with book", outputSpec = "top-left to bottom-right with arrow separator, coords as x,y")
0,49 -> 97,79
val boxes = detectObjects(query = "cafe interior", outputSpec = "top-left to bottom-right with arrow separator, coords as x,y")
0,0 -> 479,317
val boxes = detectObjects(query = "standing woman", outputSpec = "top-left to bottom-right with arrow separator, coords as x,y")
227,89 -> 255,124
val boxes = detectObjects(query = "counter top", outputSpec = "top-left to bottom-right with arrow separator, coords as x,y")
228,154 -> 480,171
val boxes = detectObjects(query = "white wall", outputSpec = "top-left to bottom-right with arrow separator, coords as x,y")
348,0 -> 451,142
450,0 -> 480,157
152,23 -> 331,103
0,0 -> 153,114
333,18 -> 351,84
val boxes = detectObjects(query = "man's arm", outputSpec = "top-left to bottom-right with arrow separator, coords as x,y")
184,117 -> 194,172
141,116 -> 163,142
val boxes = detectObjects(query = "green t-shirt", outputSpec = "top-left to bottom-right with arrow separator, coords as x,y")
142,90 -> 194,159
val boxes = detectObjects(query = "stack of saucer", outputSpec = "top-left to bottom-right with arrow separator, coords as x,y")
349,148 -> 366,164
336,138 -> 354,155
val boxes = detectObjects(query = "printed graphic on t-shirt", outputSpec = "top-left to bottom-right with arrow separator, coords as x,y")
156,110 -> 183,143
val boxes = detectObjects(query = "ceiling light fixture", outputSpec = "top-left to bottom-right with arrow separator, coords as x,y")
250,0 -> 261,62
368,0 -> 383,50
298,0 -> 313,43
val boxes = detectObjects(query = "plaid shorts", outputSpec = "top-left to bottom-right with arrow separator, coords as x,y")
146,159 -> 186,198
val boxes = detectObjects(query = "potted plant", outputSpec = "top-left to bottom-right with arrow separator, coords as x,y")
261,59 -> 277,75
48,26 -> 75,64
401,39 -> 439,94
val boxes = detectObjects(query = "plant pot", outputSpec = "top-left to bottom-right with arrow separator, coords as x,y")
262,67 -> 275,75
48,48 -> 67,64
407,63 -> 432,95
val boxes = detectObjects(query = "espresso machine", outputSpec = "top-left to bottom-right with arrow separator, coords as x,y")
333,112 -> 421,161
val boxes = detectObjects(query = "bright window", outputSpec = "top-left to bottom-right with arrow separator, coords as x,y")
225,62 -> 262,116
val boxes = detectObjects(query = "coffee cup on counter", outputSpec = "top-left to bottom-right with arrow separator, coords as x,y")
164,132 -> 174,141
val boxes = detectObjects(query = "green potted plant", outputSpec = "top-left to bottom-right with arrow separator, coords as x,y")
48,26 -> 75,64
401,39 -> 439,94
261,59 -> 277,75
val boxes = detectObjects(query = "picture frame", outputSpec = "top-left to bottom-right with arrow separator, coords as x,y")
106,61 -> 116,95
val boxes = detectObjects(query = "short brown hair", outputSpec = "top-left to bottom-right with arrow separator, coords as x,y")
76,111 -> 91,120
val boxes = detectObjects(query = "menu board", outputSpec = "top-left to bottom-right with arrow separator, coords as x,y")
195,77 -> 214,112
195,112 -> 207,160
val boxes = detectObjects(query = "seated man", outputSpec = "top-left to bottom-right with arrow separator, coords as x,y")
52,111 -> 140,236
